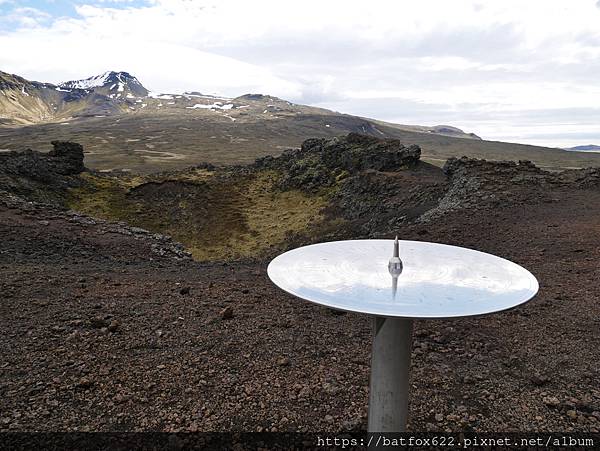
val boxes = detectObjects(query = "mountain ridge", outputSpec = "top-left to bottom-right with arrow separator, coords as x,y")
0,69 -> 479,140
0,70 -> 137,124
59,71 -> 149,98
564,144 -> 600,152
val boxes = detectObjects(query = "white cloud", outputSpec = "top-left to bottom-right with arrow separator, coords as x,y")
1,6 -> 51,28
1,0 -> 600,146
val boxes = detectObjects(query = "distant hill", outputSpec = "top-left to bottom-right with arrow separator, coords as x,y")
370,120 -> 482,140
564,145 -> 600,152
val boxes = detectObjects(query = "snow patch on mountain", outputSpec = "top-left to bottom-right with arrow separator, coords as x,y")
60,72 -> 113,90
149,93 -> 174,100
187,102 -> 234,110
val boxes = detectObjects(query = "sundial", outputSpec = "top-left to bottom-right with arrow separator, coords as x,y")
268,239 -> 538,432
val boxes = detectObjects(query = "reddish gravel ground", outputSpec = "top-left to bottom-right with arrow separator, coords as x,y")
1,183 -> 600,434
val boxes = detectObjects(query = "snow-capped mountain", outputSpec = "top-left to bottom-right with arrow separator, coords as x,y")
59,71 -> 148,98
0,70 -> 153,124
0,69 -> 482,166
60,72 -> 116,90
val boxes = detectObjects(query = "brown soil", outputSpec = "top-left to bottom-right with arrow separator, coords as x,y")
1,179 -> 599,433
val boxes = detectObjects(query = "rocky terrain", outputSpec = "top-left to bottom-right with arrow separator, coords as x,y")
1,134 -> 599,434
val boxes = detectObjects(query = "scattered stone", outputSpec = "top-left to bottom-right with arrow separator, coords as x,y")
221,306 -> 234,320
107,320 -> 120,333
297,387 -> 312,399
77,377 -> 93,389
530,373 -> 550,386
328,308 -> 347,316
179,286 -> 190,295
322,382 -> 341,394
66,331 -> 81,342
89,316 -> 109,329
277,357 -> 290,367
543,396 -> 560,407
575,400 -> 596,413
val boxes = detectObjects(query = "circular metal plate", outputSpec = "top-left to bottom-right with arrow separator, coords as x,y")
267,240 -> 539,319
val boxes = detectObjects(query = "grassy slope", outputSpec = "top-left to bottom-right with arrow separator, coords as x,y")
68,170 -> 328,261
2,111 -> 600,172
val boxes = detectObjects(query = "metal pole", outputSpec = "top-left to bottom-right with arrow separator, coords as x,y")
368,316 -> 414,432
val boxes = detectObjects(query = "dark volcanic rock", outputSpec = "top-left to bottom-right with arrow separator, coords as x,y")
304,133 -> 421,172
255,133 -> 421,191
331,164 -> 447,235
442,156 -> 544,178
235,94 -> 269,101
0,141 -> 85,204
221,306 -> 234,320
421,156 -> 553,221
0,140 -> 84,180
557,167 -> 600,188
48,141 -> 85,175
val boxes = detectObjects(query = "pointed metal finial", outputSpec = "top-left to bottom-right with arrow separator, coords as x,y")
389,237 -> 403,299
389,236 -> 403,276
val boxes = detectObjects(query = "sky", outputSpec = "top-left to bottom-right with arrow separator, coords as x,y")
1,0 -> 600,148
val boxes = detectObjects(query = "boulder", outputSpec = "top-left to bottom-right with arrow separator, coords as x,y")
48,141 -> 85,175
256,133 -> 421,191
0,141 -> 86,204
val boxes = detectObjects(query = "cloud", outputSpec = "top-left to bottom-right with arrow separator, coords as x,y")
0,6 -> 51,28
1,0 -> 600,146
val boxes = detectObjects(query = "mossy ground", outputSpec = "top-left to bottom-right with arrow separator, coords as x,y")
67,172 -> 136,220
67,169 -> 329,261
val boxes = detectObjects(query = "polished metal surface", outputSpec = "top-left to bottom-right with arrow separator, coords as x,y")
388,236 -> 403,299
267,239 -> 539,319
368,317 -> 413,432
388,236 -> 403,276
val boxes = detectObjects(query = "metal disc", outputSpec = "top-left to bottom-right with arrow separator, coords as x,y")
267,239 -> 539,319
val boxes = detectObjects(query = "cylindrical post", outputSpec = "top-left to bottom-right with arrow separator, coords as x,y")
368,316 -> 414,432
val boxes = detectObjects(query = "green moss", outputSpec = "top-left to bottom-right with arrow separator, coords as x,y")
67,169 -> 333,262
67,173 -> 135,221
